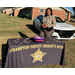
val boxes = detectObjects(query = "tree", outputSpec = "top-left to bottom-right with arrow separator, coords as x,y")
73,7 -> 75,18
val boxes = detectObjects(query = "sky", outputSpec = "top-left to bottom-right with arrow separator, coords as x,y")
65,7 -> 74,15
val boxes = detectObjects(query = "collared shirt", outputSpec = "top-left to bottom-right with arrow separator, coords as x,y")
42,15 -> 56,28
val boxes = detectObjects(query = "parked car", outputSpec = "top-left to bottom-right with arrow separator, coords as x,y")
33,15 -> 75,40
0,11 -> 1,13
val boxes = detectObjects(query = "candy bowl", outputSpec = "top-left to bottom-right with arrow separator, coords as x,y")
34,36 -> 44,42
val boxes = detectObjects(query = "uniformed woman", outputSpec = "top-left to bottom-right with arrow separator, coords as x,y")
40,8 -> 56,37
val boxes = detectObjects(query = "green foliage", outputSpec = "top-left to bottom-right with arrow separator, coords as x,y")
73,7 -> 75,11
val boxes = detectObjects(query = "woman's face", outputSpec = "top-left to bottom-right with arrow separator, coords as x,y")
47,9 -> 51,16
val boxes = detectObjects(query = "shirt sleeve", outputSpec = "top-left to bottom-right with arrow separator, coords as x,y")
40,19 -> 43,24
41,16 -> 46,24
47,16 -> 56,28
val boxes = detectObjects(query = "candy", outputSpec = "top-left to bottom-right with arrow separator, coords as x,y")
35,36 -> 41,39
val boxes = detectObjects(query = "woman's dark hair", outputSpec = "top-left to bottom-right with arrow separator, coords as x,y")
45,8 -> 52,16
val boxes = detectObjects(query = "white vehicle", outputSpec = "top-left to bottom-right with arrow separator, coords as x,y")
33,15 -> 75,40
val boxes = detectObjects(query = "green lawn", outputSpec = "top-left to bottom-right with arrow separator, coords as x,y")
70,18 -> 75,21
0,13 -> 75,68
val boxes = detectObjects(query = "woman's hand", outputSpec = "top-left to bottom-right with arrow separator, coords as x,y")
45,24 -> 48,28
42,24 -> 48,28
41,24 -> 45,28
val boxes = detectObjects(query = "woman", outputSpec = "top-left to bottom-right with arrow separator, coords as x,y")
40,8 -> 56,37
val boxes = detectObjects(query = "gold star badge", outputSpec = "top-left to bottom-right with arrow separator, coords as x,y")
30,48 -> 46,63
53,17 -> 56,20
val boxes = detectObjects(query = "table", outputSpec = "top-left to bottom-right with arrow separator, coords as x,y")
4,37 -> 65,68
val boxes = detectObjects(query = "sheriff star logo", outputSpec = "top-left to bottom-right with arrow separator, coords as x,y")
30,48 -> 46,63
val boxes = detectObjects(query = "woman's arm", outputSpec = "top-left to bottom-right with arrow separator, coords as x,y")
47,16 -> 56,28
42,16 -> 56,28
41,24 -> 48,29
41,17 -> 48,29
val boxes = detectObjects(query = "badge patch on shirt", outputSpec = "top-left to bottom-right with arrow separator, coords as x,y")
53,17 -> 56,20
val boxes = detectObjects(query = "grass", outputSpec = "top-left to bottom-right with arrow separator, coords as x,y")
0,13 -> 75,68
70,18 -> 75,21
